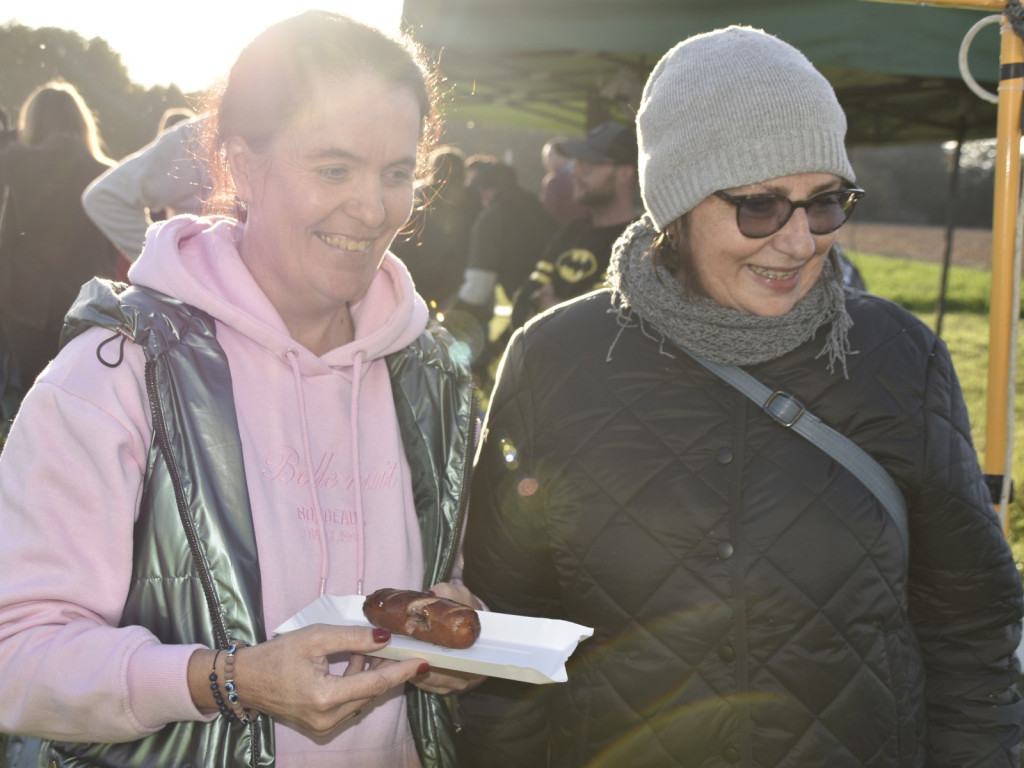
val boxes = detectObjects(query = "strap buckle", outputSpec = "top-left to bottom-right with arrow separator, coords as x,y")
983,473 -> 1015,504
764,391 -> 806,428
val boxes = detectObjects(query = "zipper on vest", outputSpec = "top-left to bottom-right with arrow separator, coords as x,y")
249,719 -> 261,768
144,360 -> 230,648
145,362 -> 264,768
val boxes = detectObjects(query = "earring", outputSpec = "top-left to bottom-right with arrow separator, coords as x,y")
660,228 -> 676,252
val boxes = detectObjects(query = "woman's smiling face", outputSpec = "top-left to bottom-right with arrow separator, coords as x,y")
677,172 -> 843,317
228,72 -> 421,319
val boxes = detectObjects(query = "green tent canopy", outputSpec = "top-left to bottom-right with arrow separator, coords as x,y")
402,0 -> 1003,144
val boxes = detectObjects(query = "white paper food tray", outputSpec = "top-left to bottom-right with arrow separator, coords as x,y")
275,594 -> 593,684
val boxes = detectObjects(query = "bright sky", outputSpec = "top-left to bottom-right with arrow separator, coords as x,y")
2,1 -> 406,92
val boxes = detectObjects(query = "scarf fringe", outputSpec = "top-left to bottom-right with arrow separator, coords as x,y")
607,305 -> 679,363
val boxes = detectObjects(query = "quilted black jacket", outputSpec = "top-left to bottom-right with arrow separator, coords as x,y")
458,289 -> 1023,768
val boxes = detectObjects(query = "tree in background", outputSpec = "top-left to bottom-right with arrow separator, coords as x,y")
0,22 -> 197,159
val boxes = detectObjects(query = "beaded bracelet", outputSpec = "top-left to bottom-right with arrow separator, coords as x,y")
208,650 -> 233,719
223,642 -> 258,725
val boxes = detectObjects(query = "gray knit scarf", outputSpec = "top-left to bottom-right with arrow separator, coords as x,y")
606,215 -> 854,376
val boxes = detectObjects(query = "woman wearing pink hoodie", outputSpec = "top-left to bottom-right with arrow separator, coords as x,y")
0,12 -> 481,768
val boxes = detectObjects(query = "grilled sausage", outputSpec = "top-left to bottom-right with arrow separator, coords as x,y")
363,588 -> 481,649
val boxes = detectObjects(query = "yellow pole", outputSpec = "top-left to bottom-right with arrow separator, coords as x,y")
986,16 -> 1022,532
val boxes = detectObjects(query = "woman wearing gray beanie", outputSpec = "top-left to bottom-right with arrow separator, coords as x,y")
458,25 -> 1022,768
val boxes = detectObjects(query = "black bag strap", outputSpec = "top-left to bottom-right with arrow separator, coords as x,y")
683,349 -> 909,557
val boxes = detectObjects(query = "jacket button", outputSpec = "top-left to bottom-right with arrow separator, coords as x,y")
718,644 -> 736,662
716,447 -> 733,464
722,746 -> 740,763
716,541 -> 734,559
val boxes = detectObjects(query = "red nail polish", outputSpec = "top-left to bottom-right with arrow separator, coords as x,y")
373,628 -> 390,643
417,663 -> 430,676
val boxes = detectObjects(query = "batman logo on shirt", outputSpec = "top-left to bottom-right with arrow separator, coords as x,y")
555,248 -> 599,284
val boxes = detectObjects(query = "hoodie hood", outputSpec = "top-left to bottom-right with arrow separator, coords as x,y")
129,215 -> 429,368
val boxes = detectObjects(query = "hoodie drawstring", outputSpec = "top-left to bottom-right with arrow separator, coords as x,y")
350,351 -> 367,596
286,349 -> 330,597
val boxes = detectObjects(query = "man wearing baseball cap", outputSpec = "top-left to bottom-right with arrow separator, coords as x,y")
511,121 -> 639,328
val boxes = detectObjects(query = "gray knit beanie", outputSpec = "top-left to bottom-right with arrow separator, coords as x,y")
637,25 -> 856,231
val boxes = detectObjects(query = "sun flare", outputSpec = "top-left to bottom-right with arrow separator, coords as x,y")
2,1 -> 405,93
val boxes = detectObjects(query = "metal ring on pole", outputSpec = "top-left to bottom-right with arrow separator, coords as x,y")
959,15 -> 1002,104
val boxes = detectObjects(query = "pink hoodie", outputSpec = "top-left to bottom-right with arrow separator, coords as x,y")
0,216 -> 434,766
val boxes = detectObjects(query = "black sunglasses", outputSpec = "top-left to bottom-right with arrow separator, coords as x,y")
714,187 -> 866,239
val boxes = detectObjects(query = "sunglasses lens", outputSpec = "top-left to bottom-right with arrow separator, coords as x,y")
736,196 -> 792,238
805,192 -> 855,235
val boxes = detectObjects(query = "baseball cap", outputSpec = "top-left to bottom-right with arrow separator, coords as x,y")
556,121 -> 637,165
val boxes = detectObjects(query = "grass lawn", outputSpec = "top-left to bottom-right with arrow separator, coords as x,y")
846,250 -> 1024,567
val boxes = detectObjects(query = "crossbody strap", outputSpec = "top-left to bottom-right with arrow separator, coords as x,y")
685,350 -> 909,556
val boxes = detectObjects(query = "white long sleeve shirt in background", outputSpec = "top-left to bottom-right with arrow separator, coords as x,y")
82,118 -> 211,260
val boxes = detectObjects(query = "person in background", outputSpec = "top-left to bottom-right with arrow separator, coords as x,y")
539,137 -> 586,225
82,106 -> 211,265
0,12 -> 482,768
449,159 -> 556,382
147,107 -> 199,224
391,144 -> 480,312
0,106 -> 16,152
0,80 -> 118,424
458,25 -> 1022,767
511,121 -> 638,329
463,153 -> 497,190
835,241 -> 868,292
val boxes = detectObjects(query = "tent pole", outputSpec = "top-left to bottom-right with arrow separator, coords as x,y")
985,14 -> 1021,532
863,0 -> 1005,12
